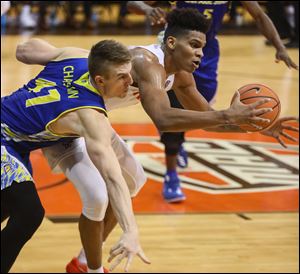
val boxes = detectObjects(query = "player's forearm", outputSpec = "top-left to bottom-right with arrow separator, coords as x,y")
148,106 -> 232,132
175,90 -> 213,112
89,147 -> 138,233
106,176 -> 138,233
203,124 -> 246,133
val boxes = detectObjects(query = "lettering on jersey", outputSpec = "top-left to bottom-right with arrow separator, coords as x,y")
63,66 -> 79,99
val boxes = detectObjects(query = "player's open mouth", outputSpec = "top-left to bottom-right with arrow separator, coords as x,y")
192,61 -> 200,68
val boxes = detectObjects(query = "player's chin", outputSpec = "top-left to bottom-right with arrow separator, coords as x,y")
186,64 -> 197,73
186,67 -> 196,73
119,92 -> 127,98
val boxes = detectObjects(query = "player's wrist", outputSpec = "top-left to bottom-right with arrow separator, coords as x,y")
220,110 -> 232,125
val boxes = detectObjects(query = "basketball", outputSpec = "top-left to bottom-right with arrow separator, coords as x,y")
231,83 -> 281,132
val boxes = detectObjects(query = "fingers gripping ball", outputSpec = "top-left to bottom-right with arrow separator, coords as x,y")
232,83 -> 281,132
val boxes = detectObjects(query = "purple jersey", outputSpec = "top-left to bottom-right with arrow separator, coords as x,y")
172,1 -> 229,40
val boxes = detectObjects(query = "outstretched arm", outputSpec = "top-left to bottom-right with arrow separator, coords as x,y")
131,49 -> 272,132
16,38 -> 89,66
172,71 -> 299,141
241,1 -> 298,70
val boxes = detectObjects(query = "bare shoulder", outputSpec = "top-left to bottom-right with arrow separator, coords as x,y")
130,47 -> 159,64
130,47 -> 165,81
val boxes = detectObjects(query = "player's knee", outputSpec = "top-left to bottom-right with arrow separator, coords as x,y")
82,190 -> 109,221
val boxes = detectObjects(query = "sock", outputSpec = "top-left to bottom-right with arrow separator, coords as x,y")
77,241 -> 106,265
88,266 -> 104,273
77,248 -> 87,264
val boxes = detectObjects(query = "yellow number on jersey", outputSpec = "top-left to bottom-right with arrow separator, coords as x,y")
26,78 -> 61,107
203,9 -> 213,19
26,89 -> 61,107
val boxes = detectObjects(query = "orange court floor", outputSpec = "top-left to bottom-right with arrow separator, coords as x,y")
32,122 -> 299,219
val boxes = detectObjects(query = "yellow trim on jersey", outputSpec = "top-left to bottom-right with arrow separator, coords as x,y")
73,72 -> 103,96
50,57 -> 88,62
45,106 -> 107,137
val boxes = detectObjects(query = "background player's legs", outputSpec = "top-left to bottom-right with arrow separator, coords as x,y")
160,93 -> 186,202
160,39 -> 219,203
1,181 -> 44,273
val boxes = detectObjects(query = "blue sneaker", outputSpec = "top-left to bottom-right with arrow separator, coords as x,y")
177,145 -> 188,168
162,171 -> 186,203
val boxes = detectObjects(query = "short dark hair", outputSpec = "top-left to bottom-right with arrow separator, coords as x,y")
163,8 -> 211,43
88,40 -> 131,78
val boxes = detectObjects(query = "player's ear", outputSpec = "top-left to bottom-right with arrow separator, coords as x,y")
166,36 -> 176,50
94,75 -> 105,87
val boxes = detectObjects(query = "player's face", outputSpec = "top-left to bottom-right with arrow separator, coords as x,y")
103,62 -> 133,98
172,31 -> 206,73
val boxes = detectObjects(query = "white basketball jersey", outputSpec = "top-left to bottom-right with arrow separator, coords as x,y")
105,44 -> 175,111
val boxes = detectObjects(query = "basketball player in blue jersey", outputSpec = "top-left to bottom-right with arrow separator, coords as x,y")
16,8 -> 299,273
127,1 -> 299,202
1,40 -> 152,273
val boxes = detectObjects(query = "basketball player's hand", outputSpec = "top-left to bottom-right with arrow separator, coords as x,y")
108,232 -> 151,272
228,91 -> 273,129
275,49 -> 299,70
261,116 -> 299,148
145,7 -> 166,25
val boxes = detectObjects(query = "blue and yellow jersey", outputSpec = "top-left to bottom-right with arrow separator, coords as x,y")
1,58 -> 106,153
170,1 -> 229,40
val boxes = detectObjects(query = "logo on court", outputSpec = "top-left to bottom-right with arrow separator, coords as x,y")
125,137 -> 299,194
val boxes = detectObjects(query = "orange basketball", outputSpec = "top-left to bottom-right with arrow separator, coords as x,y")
231,83 -> 281,132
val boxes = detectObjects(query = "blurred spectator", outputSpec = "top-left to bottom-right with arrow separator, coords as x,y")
19,1 -> 37,29
1,1 -> 11,35
65,1 -> 99,29
38,1 -> 63,30
1,1 -> 11,16
118,1 -> 132,28
266,1 -> 298,48
266,2 -> 292,40
228,1 -> 244,27
285,1 -> 299,48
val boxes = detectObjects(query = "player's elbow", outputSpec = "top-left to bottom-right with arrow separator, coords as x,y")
16,40 -> 35,64
152,114 -> 175,132
16,43 -> 28,63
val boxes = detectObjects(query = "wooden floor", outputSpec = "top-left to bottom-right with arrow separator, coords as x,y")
1,35 -> 299,273
6,213 -> 299,273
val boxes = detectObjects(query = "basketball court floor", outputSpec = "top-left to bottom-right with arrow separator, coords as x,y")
1,34 -> 299,273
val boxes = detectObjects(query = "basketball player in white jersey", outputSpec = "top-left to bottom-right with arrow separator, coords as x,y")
16,8 -> 298,273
